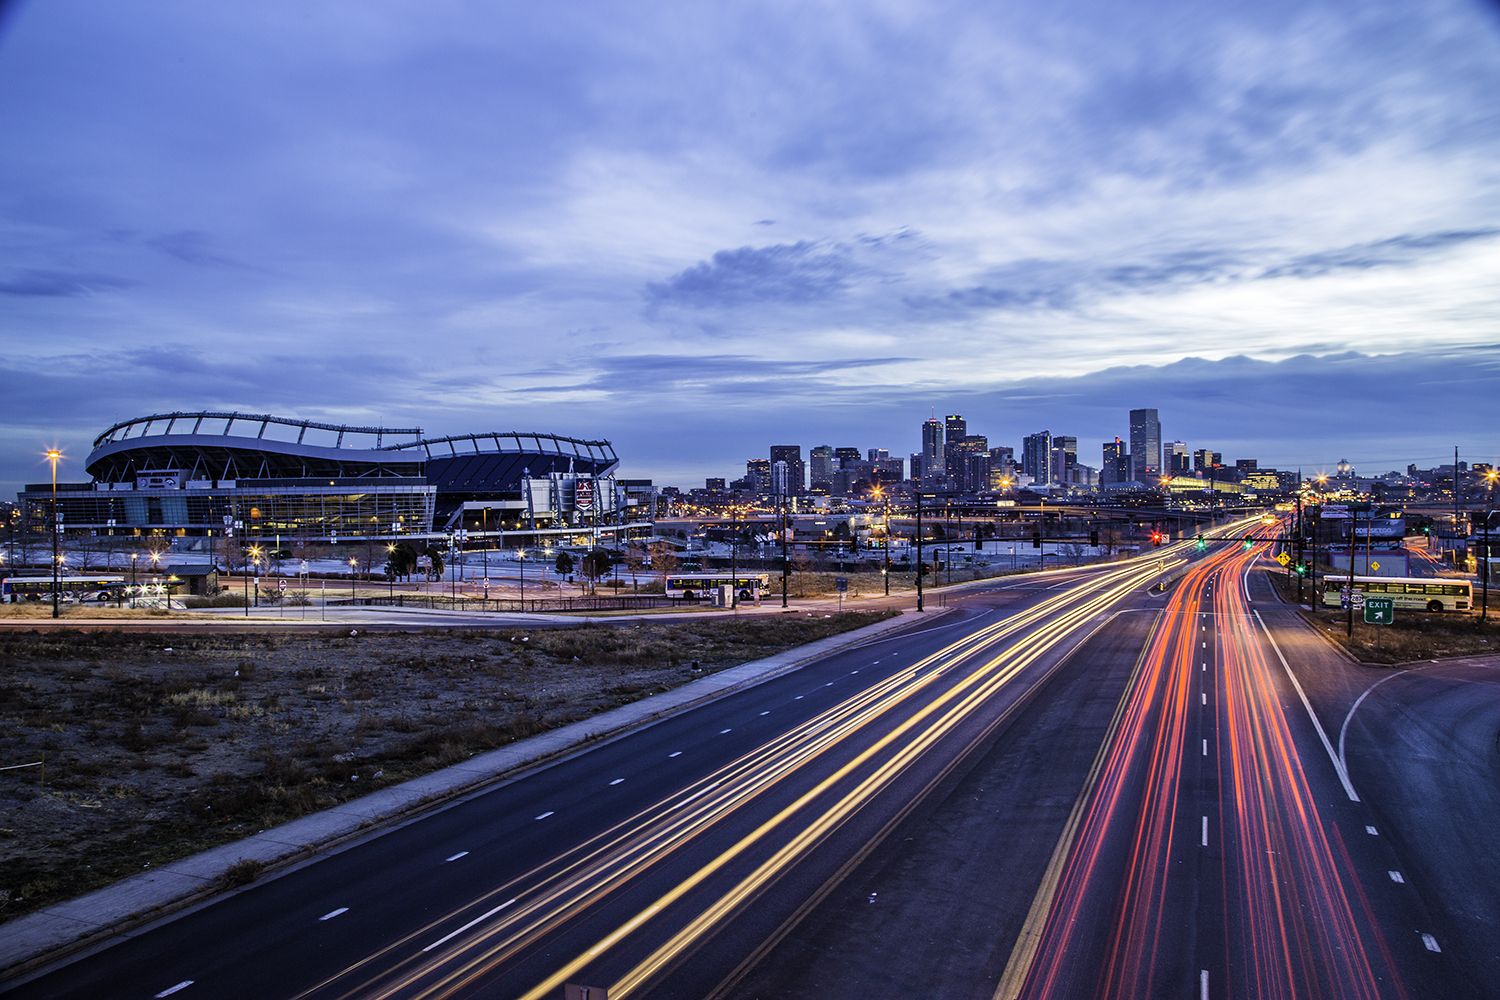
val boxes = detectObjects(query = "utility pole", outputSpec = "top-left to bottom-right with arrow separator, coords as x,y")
780,492 -> 789,608
915,491 -> 924,612
47,450 -> 61,619
1347,506 -> 1358,638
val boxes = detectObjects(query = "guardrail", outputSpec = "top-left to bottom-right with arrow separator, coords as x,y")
324,594 -> 682,613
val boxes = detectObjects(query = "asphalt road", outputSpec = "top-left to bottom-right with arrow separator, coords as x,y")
5,557 -> 1175,1000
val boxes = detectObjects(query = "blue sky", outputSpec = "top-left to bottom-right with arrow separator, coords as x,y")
2,0 -> 1498,494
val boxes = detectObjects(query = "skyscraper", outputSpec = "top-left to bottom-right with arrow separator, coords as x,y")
1022,431 -> 1053,483
921,418 -> 944,484
771,460 -> 790,497
809,445 -> 835,490
1102,437 -> 1129,484
944,415 -> 967,478
1129,408 -> 1161,483
1166,440 -> 1189,476
747,458 -> 771,494
769,445 -> 805,494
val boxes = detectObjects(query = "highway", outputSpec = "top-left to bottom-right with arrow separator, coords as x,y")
7,556 -> 1175,1000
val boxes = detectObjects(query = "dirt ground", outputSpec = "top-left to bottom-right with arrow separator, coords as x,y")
0,611 -> 892,923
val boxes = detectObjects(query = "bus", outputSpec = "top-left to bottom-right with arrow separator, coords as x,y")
2,575 -> 130,603
665,573 -> 770,601
1321,575 -> 1472,613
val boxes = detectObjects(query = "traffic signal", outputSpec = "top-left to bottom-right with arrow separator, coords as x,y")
1151,531 -> 1162,547
1032,531 -> 1042,548
1242,535 -> 1254,550
1195,535 -> 1206,551
1295,561 -> 1306,576
1090,529 -> 1100,546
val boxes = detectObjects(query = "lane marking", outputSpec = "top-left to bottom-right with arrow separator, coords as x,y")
444,851 -> 468,862
1200,969 -> 1209,1000
1201,662 -> 1206,671
719,728 -> 731,734
1389,871 -> 1405,883
609,778 -> 624,785
1337,670 -> 1411,786
1201,693 -> 1206,705
155,983 -> 194,998
758,711 -> 769,716
1366,825 -> 1378,836
1422,933 -> 1441,952
1202,642 -> 1207,648
535,811 -> 554,820
851,670 -> 859,674
422,898 -> 517,952
1252,609 -> 1360,802
794,695 -> 804,700
1202,739 -> 1208,756
825,682 -> 834,687
319,908 -> 348,921
667,751 -> 682,758
1201,816 -> 1208,846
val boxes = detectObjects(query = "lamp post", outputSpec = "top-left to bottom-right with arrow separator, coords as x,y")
875,487 -> 890,597
915,490 -> 924,612
46,449 -> 61,618
1483,470 -> 1497,622
781,492 -> 790,608
386,543 -> 395,599
349,557 -> 358,602
517,548 -> 525,607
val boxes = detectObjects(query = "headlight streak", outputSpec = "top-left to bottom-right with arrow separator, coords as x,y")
1015,529 -> 1402,1000
295,559 -> 1173,1000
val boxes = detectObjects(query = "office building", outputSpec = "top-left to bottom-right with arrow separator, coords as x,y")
944,415 -> 967,479
747,459 -> 772,494
768,445 -> 805,494
867,448 -> 890,462
921,418 -> 945,485
1167,440 -> 1189,476
1102,437 -> 1129,484
1129,408 -> 1161,483
705,477 -> 726,492
1022,431 -> 1053,484
1194,449 -> 1222,473
809,445 -> 835,490
771,460 -> 790,497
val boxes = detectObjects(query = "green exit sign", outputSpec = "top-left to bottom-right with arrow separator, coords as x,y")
1364,596 -> 1395,625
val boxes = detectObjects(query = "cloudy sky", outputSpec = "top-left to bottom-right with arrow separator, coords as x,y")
2,0 -> 1498,494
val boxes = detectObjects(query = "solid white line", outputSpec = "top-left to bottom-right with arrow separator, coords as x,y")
422,898 -> 517,952
1338,670 -> 1410,780
534,811 -> 554,820
667,751 -> 682,758
1201,816 -> 1209,846
1252,609 -> 1360,803
1200,969 -> 1209,1000
155,983 -> 194,998
1422,933 -> 1442,952
609,778 -> 624,785
318,908 -> 348,921
444,851 -> 468,862
1366,825 -> 1378,835
1389,871 -> 1405,883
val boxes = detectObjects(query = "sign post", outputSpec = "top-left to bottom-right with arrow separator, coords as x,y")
1364,595 -> 1394,652
836,576 -> 848,614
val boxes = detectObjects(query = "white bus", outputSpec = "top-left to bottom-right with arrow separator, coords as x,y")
1321,575 -> 1472,613
665,573 -> 770,601
2,575 -> 129,603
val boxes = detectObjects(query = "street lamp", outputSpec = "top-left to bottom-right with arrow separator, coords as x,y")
45,449 -> 61,618
349,557 -> 358,602
517,548 -> 526,606
247,545 -> 261,610
386,543 -> 396,599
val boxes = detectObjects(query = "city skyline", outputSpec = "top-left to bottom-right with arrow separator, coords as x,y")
2,3 -> 1499,494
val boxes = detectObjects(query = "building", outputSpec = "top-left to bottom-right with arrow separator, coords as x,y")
1129,408 -> 1161,483
921,418 -> 945,484
944,415 -> 967,479
1193,449 -> 1222,473
1166,441 -> 1189,476
21,410 -> 621,543
747,459 -> 772,494
1236,458 -> 1258,473
1022,431 -> 1053,484
771,460 -> 790,497
1051,436 -> 1077,485
705,478 -> 726,492
808,445 -> 835,490
768,445 -> 805,494
1102,437 -> 1130,484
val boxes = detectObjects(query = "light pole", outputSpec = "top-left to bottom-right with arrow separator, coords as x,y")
46,449 -> 61,618
875,487 -> 890,597
349,557 -> 358,602
386,544 -> 395,599
517,548 -> 525,606
1483,470 -> 1497,622
915,490 -> 924,612
780,493 -> 790,608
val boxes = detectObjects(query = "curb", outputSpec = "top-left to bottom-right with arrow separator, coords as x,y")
0,607 -> 936,983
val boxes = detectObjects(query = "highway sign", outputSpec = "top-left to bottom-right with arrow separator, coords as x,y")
835,577 -> 848,592
1364,596 -> 1395,625
1351,591 -> 1366,610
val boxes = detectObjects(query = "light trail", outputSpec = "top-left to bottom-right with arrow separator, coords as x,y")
292,557 -> 1176,1000
1012,525 -> 1406,999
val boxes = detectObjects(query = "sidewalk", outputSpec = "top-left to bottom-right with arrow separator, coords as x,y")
0,607 -> 935,982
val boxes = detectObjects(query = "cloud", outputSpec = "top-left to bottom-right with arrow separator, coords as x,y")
0,269 -> 132,296
146,230 -> 245,268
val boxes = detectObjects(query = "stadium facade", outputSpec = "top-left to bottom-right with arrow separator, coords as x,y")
18,411 -> 624,542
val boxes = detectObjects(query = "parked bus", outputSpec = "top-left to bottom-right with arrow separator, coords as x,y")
1321,575 -> 1472,613
2,575 -> 129,603
664,573 -> 770,601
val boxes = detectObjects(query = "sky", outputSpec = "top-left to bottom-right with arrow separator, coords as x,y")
2,0 -> 1499,495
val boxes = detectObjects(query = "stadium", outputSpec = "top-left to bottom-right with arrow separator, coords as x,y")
19,411 -> 623,542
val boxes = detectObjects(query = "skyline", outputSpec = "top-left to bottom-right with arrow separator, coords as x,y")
3,1 -> 1500,494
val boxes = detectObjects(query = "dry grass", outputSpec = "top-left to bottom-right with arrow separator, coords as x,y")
0,612 -> 893,921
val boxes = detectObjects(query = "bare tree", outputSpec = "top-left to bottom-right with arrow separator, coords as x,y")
648,541 -> 679,590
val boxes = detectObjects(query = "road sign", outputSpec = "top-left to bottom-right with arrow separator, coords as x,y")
1369,560 -> 1381,572
835,577 -> 848,592
1276,552 -> 1290,566
1364,596 -> 1395,625
1351,591 -> 1366,610
1339,586 -> 1351,610
278,579 -> 287,591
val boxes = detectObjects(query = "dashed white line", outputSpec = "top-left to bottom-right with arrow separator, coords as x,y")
534,811 -> 554,820
794,695 -> 804,700
1202,739 -> 1208,756
1389,871 -> 1405,883
1200,969 -> 1209,1000
422,899 -> 517,952
444,851 -> 469,862
319,907 -> 349,921
1422,933 -> 1442,952
1201,693 -> 1207,705
1201,662 -> 1206,672
668,751 -> 682,758
720,728 -> 732,734
759,711 -> 769,716
1201,816 -> 1209,846
1202,642 -> 1207,648
1366,825 -> 1378,836
609,778 -> 624,785
155,983 -> 194,998
825,682 -> 834,687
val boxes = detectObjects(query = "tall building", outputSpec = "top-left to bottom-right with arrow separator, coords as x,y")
771,460 -> 790,497
1193,449 -> 1222,473
1236,458 -> 1258,473
809,445 -> 835,489
834,447 -> 862,464
989,445 -> 1014,472
944,415 -> 967,478
1022,431 -> 1053,483
705,477 -> 726,492
768,445 -> 805,494
921,418 -> 945,484
1102,437 -> 1129,484
1166,440 -> 1189,476
962,452 -> 992,493
1129,408 -> 1161,483
1053,436 -> 1077,484
747,458 -> 772,494
867,448 -> 890,462
910,452 -> 924,482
